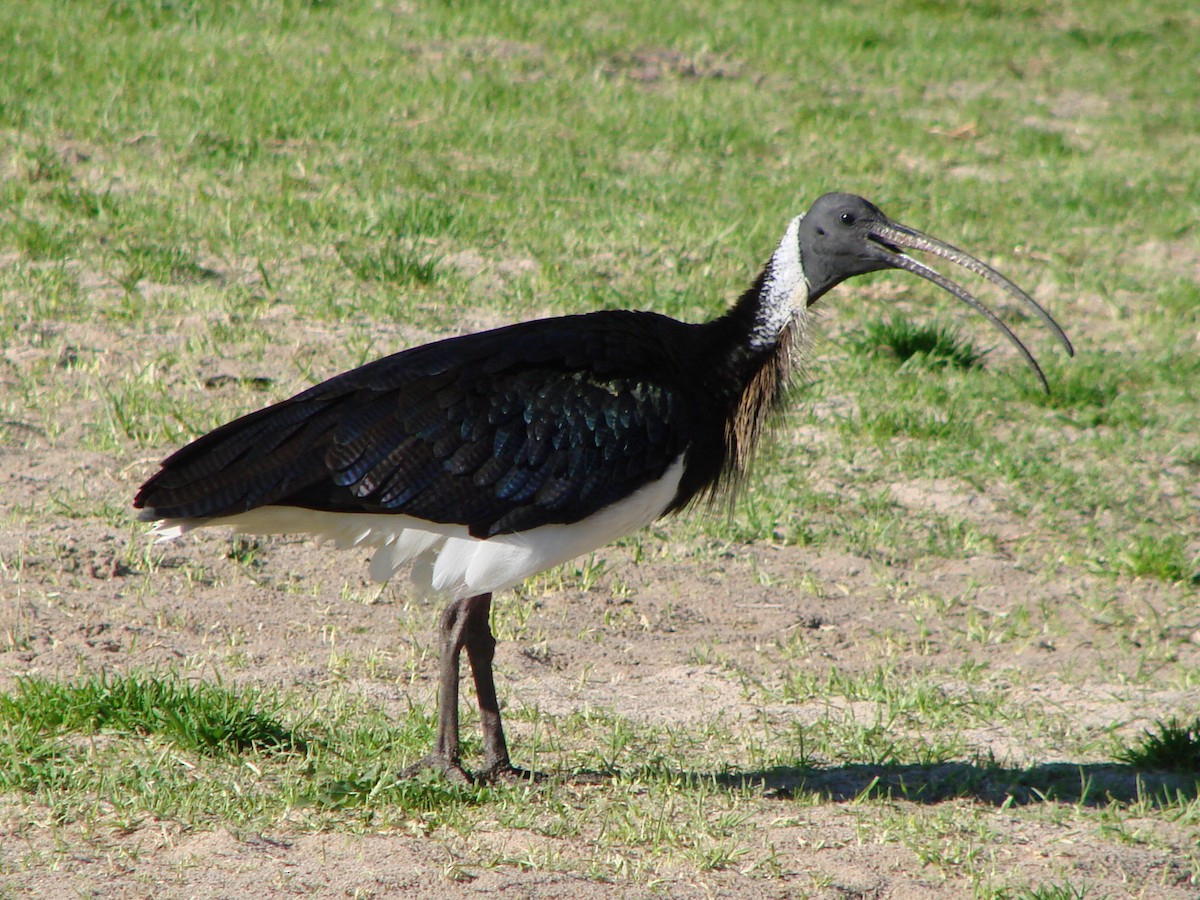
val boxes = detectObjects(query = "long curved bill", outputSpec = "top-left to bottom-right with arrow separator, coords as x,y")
870,220 -> 1074,393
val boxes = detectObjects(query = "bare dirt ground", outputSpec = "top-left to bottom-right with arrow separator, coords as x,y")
1,310 -> 1198,898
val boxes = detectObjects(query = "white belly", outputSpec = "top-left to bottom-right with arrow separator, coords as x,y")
149,456 -> 686,600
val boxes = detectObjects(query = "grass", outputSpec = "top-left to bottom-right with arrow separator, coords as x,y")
1117,718 -> 1200,774
334,241 -> 443,286
1,0 -> 1198,895
846,316 -> 986,372
1110,532 -> 1200,585
0,669 -> 1195,892
0,671 -> 298,757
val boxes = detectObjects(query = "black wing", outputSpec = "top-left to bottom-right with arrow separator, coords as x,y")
133,311 -> 703,538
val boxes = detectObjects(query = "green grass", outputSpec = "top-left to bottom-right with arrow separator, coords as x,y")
0,672 -> 299,760
999,885 -> 1092,900
0,670 -> 1192,818
1109,532 -> 1200,585
334,240 -> 443,286
846,316 -> 986,372
1,0 -> 1198,895
0,672 -> 475,828
1117,718 -> 1200,773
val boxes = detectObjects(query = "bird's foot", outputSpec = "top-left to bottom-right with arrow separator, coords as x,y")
399,753 -> 474,785
399,753 -> 542,785
476,760 -> 543,784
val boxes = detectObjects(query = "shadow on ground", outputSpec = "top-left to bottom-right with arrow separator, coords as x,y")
705,761 -> 1200,807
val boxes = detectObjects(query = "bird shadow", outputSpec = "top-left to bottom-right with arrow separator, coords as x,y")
684,760 -> 1200,807
354,760 -> 1197,807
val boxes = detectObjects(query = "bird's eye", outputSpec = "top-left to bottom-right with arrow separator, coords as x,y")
840,212 -> 855,226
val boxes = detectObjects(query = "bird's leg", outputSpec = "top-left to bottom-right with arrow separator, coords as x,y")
459,592 -> 527,782
401,592 -> 529,784
400,595 -> 476,783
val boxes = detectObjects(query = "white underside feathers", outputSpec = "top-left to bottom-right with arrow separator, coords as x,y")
147,457 -> 685,601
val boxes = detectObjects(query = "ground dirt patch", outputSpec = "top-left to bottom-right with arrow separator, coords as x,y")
2,0 -> 1199,895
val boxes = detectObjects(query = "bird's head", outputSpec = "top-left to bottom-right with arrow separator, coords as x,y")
795,192 -> 1074,391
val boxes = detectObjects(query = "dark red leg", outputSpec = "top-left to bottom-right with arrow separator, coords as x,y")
401,593 -> 529,783
460,593 -> 527,781
400,595 -> 477,783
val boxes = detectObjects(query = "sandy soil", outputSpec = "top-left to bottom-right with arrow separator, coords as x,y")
1,309 -> 1198,898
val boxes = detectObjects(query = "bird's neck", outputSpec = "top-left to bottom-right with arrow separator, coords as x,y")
707,215 -> 812,492
732,214 -> 809,352
720,212 -> 811,392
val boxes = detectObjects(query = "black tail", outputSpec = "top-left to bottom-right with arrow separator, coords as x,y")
133,393 -> 344,521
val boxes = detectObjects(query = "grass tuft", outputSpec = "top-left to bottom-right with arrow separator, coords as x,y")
116,241 -> 217,285
1116,718 -> 1200,773
1000,884 -> 1093,900
15,143 -> 69,183
846,316 -> 985,371
335,241 -> 442,285
1113,532 -> 1200,585
0,671 -> 302,757
4,215 -> 76,260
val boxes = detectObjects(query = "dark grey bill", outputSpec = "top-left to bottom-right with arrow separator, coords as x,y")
871,219 -> 1074,392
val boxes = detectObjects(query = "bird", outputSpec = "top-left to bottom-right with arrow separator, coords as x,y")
133,192 -> 1073,783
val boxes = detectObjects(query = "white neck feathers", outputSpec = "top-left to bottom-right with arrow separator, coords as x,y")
748,214 -> 809,350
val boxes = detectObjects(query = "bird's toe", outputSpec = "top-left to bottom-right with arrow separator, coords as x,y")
476,761 -> 543,785
400,753 -> 475,785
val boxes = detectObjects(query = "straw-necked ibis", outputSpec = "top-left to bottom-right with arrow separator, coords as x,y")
134,193 -> 1073,782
